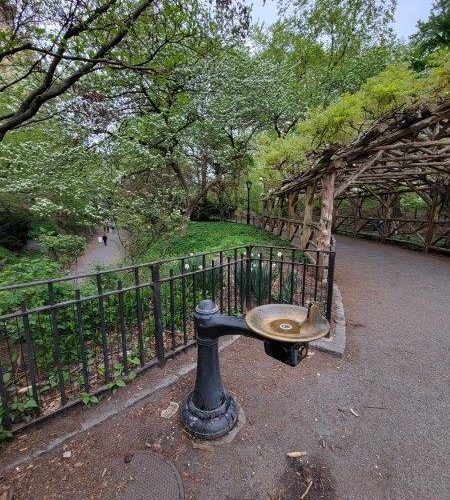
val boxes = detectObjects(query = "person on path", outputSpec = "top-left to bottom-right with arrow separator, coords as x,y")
102,234 -> 107,246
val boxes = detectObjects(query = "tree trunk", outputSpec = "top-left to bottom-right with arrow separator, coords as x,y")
300,183 -> 316,248
287,191 -> 299,240
423,188 -> 440,253
317,173 -> 335,267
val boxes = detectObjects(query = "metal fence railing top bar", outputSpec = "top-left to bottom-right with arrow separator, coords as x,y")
0,245 -> 274,294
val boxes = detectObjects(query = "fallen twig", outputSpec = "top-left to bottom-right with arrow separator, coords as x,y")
300,480 -> 313,499
349,408 -> 359,417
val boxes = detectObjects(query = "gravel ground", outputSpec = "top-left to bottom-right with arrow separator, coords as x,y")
1,236 -> 448,500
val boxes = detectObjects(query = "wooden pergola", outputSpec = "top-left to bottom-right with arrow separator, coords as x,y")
262,100 -> 450,254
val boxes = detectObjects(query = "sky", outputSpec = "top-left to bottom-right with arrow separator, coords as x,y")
250,0 -> 435,40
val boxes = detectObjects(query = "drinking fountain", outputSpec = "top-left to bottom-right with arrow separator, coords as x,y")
181,300 -> 330,440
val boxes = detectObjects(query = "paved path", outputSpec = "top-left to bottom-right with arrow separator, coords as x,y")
2,236 -> 449,499
321,236 -> 450,499
71,229 -> 128,276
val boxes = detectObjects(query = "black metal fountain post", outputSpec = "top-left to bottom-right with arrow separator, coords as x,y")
181,300 -> 248,439
181,299 -> 329,440
246,179 -> 252,225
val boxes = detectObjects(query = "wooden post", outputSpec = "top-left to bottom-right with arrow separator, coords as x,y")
317,173 -> 336,255
353,196 -> 363,236
264,199 -> 273,228
277,196 -> 285,236
423,188 -> 440,253
287,191 -> 299,240
261,199 -> 268,227
270,197 -> 279,232
300,182 -> 316,248
381,193 -> 398,240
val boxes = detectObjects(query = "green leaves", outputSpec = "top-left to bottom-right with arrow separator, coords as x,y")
81,392 -> 99,407
256,48 -> 450,188
24,398 -> 38,410
38,233 -> 87,267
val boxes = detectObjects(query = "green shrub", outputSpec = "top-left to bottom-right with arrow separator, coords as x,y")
0,246 -> 15,265
38,233 -> 87,267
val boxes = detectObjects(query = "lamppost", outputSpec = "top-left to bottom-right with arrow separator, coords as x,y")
246,180 -> 252,224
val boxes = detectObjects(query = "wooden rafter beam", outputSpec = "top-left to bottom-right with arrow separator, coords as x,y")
334,151 -> 383,198
277,100 -> 450,198
375,139 -> 450,151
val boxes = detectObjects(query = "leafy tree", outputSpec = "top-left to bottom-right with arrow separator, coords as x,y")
255,51 -> 450,186
0,122 -> 110,230
0,0 -> 250,141
38,233 -> 87,267
410,0 -> 450,70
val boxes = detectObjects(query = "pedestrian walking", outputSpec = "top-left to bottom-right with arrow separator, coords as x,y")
102,234 -> 108,246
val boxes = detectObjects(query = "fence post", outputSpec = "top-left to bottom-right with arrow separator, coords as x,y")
21,302 -> 41,414
151,264 -> 165,366
133,267 -> 145,367
246,246 -> 252,310
325,251 -> 336,322
75,290 -> 90,393
0,354 -> 12,430
117,280 -> 129,376
169,269 -> 176,350
96,274 -> 111,382
180,258 -> 187,345
47,282 -> 67,406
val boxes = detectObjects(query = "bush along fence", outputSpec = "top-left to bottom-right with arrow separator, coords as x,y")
0,244 -> 335,436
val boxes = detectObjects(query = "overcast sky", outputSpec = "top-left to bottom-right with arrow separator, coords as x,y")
250,0 -> 435,40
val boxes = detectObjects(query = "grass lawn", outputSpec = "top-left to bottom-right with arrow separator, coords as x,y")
142,221 -> 289,262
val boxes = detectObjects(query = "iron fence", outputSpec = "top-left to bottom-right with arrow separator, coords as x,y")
0,244 -> 335,432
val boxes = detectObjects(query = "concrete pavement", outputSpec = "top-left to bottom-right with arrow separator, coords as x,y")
1,236 -> 449,499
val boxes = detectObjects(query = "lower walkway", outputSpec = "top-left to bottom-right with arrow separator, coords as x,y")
71,228 -> 128,276
1,237 -> 449,499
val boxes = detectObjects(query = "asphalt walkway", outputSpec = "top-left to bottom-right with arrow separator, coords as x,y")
1,236 -> 449,499
71,228 -> 128,276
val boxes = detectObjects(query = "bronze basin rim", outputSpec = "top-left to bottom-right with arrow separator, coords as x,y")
245,303 -> 330,343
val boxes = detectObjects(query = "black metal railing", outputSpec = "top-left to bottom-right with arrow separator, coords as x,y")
0,244 -> 335,431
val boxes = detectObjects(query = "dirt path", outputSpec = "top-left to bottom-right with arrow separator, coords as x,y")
71,228 -> 128,276
1,236 -> 449,499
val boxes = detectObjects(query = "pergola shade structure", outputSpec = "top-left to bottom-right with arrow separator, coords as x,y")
263,100 -> 450,254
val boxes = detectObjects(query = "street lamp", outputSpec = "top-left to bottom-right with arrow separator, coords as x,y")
245,180 -> 252,225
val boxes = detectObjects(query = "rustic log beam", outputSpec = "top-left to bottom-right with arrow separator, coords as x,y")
339,168 -> 448,179
356,163 -> 450,170
300,182 -> 316,248
375,153 -> 450,162
423,189 -> 441,253
353,146 -> 450,163
404,181 -> 433,205
374,139 -> 450,151
363,185 -> 392,209
317,173 -> 335,257
334,152 -> 383,198
287,191 -> 299,240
